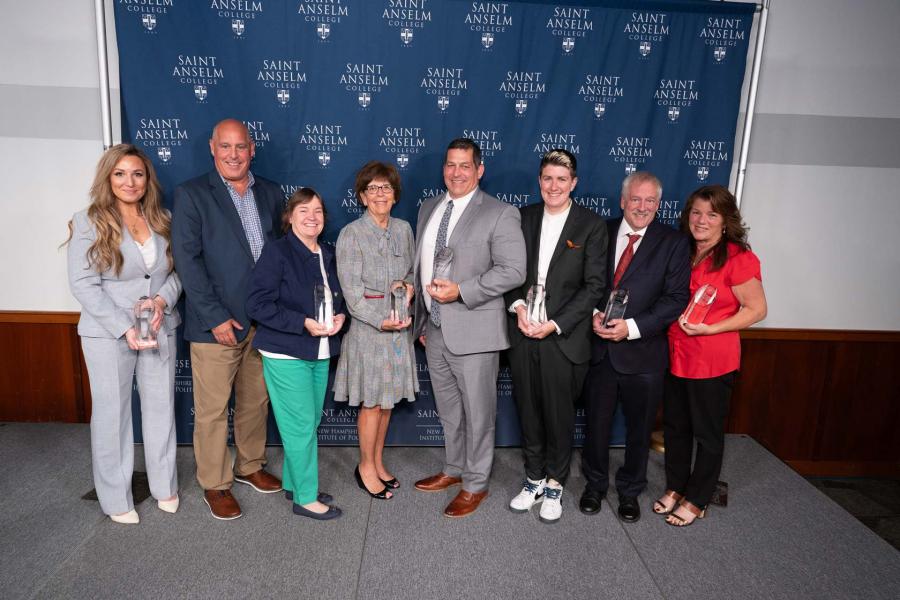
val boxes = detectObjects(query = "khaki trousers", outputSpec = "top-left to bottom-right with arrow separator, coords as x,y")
190,326 -> 269,490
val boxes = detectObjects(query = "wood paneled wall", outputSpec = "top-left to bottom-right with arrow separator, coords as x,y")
728,329 -> 900,477
0,312 -> 90,422
2,313 -> 898,477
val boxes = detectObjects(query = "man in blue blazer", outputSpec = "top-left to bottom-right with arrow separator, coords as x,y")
579,171 -> 690,523
172,119 -> 285,520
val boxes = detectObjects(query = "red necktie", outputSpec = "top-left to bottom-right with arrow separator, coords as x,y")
612,234 -> 641,289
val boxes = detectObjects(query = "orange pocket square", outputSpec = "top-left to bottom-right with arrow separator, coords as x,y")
566,240 -> 582,249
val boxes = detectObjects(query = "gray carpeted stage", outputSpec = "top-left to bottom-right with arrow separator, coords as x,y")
1,423 -> 897,600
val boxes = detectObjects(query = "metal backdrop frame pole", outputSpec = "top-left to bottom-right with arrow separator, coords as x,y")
94,0 -> 113,150
735,0 -> 771,207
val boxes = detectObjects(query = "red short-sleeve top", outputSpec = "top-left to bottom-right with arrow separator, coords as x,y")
668,243 -> 761,379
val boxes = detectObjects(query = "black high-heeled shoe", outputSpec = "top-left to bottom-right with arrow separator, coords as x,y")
355,466 -> 392,500
380,476 -> 400,489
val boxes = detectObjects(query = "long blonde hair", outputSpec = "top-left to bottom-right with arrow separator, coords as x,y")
66,144 -> 173,275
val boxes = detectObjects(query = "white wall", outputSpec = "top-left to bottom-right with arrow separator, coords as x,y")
2,1 -> 898,330
1,2 -> 118,311
739,0 -> 900,329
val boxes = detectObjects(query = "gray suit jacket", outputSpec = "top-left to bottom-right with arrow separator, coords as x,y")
68,210 -> 182,339
413,189 -> 526,354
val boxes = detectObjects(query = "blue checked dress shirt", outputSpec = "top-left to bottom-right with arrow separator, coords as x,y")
221,172 -> 265,262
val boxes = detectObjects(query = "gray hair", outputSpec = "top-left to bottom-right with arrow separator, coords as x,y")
621,171 -> 662,201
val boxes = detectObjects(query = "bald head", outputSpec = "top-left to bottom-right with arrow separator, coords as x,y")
211,118 -> 251,144
209,118 -> 254,186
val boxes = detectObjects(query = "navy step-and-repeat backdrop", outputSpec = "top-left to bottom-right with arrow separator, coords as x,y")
114,0 -> 754,446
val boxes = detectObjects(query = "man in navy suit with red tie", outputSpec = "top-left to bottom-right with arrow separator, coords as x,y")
579,171 -> 691,523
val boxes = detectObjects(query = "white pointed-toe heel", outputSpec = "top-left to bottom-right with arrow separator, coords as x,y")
157,495 -> 180,514
109,509 -> 140,524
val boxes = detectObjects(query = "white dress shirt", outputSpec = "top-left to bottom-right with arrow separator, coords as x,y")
508,202 -> 571,335
419,188 -> 477,311
612,219 -> 648,340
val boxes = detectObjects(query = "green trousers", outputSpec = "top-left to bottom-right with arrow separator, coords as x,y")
261,356 -> 329,505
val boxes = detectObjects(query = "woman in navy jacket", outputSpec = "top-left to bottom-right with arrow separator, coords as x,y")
246,188 -> 346,520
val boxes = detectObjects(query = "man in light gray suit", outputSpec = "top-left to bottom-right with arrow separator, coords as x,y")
413,138 -> 526,518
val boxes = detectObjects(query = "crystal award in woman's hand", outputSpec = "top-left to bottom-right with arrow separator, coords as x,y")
314,284 -> 334,329
601,288 -> 629,328
432,247 -> 453,282
683,284 -> 717,324
390,280 -> 408,322
525,284 -> 547,325
133,296 -> 159,349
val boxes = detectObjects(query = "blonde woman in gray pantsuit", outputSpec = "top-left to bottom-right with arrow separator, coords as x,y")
334,161 -> 418,500
66,144 -> 181,524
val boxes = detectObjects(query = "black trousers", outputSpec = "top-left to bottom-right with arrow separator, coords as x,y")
507,337 -> 588,486
663,371 -> 735,508
581,356 -> 664,497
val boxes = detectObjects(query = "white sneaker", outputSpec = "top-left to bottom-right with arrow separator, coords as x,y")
539,481 -> 563,524
109,509 -> 139,524
509,477 -> 546,513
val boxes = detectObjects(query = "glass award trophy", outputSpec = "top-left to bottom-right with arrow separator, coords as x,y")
525,284 -> 547,325
314,284 -> 334,329
132,296 -> 159,350
390,280 -> 409,322
432,247 -> 453,282
600,288 -> 629,328
683,284 -> 717,325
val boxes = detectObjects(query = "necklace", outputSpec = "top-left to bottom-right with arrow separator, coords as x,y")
124,211 -> 144,237
692,247 -> 714,268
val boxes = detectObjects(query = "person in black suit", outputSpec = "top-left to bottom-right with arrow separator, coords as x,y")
504,149 -> 607,524
579,171 -> 690,523
172,119 -> 285,520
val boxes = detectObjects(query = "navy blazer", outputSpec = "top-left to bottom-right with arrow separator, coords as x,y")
171,170 -> 284,343
245,233 -> 346,361
592,219 -> 691,374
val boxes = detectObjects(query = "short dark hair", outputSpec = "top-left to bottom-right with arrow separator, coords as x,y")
539,148 -> 577,177
354,161 -> 402,202
446,138 -> 482,167
282,187 -> 325,233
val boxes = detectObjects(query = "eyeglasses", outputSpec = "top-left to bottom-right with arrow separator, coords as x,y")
365,184 -> 394,194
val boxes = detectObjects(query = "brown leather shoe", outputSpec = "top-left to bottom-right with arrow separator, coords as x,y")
414,472 -> 463,492
203,490 -> 242,520
234,469 -> 282,493
444,489 -> 489,518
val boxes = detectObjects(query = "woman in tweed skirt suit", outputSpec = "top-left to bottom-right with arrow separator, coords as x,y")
334,161 -> 418,499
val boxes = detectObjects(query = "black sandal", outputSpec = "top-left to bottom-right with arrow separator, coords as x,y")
354,466 -> 393,499
380,476 -> 400,489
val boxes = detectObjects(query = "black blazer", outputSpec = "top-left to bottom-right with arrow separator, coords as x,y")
171,171 -> 284,343
505,202 -> 608,365
592,219 -> 691,374
245,233 -> 346,361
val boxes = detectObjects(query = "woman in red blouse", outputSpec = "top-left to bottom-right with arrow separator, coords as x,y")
654,185 -> 767,527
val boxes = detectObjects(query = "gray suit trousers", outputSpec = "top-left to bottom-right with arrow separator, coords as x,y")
81,334 -> 178,515
425,321 -> 499,492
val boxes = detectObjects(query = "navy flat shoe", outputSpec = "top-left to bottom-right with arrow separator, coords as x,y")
292,503 -> 342,521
